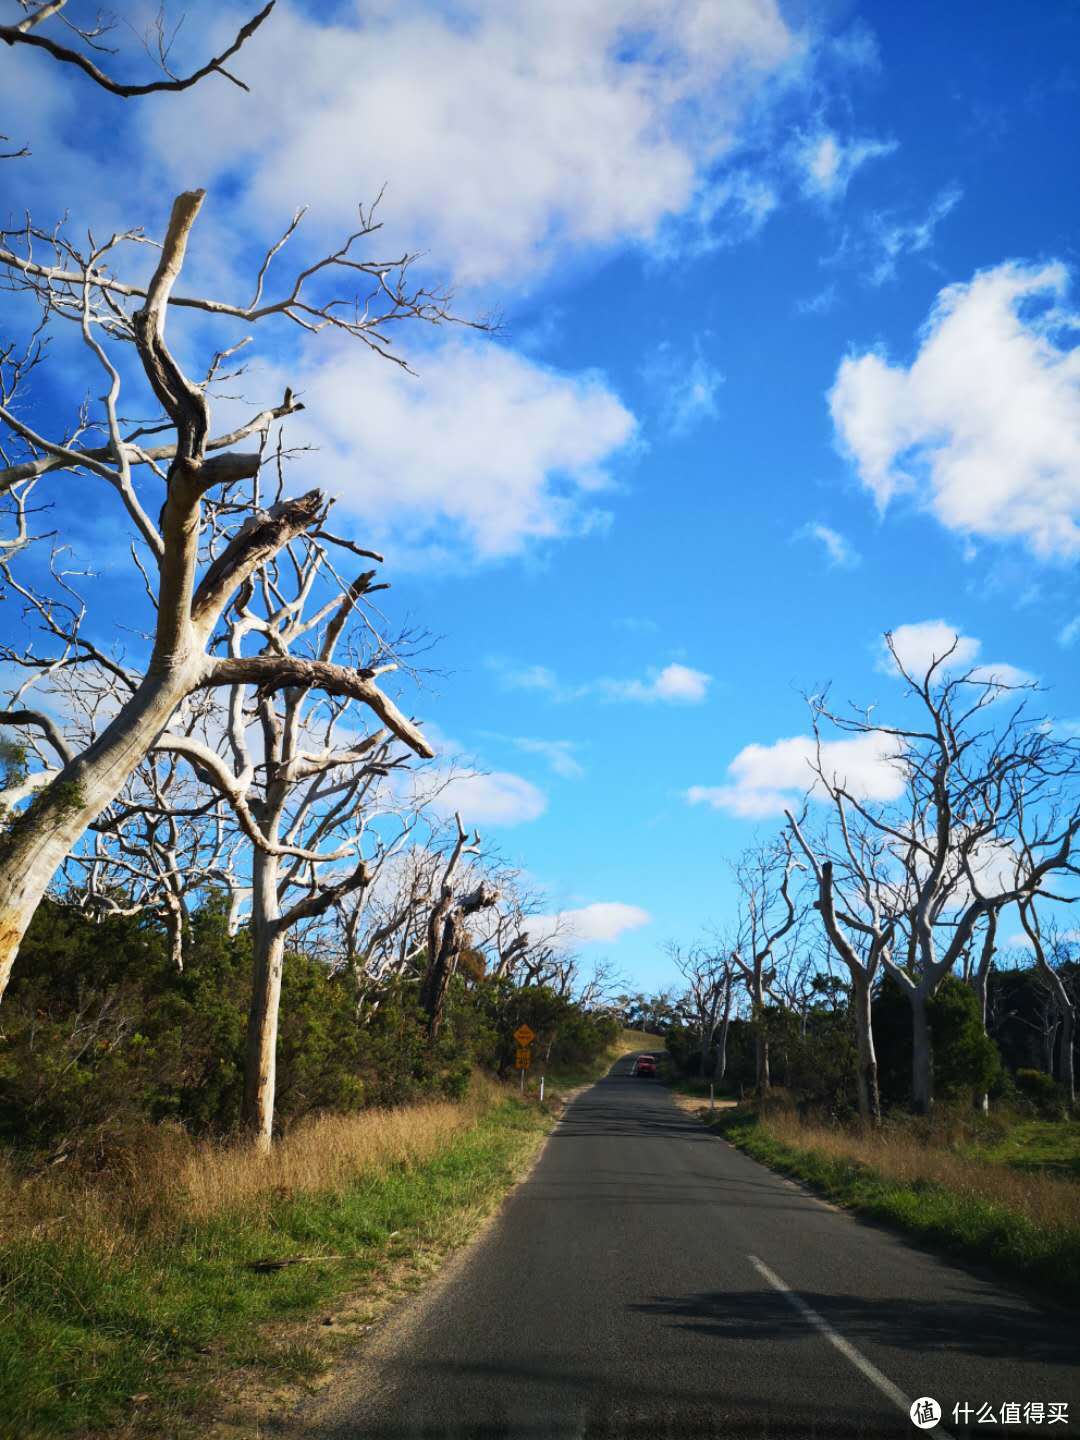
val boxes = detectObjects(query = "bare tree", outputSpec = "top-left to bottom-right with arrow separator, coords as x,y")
800,633 -> 1080,1113
0,189 -> 471,1003
730,835 -> 800,1092
136,534 -> 433,1149
1,2 -> 276,99
787,805 -> 895,1124
1018,901 -> 1076,1106
417,814 -> 497,1040
671,940 -> 734,1081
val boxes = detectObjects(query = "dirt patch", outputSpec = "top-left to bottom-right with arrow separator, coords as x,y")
670,1092 -> 737,1116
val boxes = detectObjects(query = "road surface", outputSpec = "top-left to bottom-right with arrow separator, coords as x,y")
280,1055 -> 1079,1439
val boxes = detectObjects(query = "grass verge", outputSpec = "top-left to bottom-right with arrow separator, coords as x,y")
708,1105 -> 1080,1307
0,1078 -> 551,1440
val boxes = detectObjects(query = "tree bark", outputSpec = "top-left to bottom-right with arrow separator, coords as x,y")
1060,1003 -> 1076,1108
972,967 -> 990,1114
1037,962 -> 1076,1107
755,1030 -> 770,1092
716,979 -> 732,1083
242,848 -> 285,1154
910,987 -> 933,1114
851,971 -> 880,1125
0,662 -> 198,1002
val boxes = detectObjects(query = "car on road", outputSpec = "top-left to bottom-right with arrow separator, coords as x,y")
633,1054 -> 657,1078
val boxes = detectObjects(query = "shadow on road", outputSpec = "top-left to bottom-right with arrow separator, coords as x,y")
631,1287 -> 1079,1366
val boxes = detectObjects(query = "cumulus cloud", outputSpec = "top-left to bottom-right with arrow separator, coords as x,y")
264,337 -> 635,565
429,770 -> 547,827
138,0 -> 800,288
791,129 -> 897,201
830,260 -> 1080,558
530,902 -> 652,946
686,731 -> 906,819
878,620 -> 1035,689
795,521 -> 860,568
496,659 -> 712,705
611,663 -> 712,704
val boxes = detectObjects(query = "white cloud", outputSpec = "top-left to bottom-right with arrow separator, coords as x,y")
643,343 -> 724,436
638,663 -> 712,703
140,0 -> 801,288
791,129 -> 896,201
430,770 -> 547,827
796,284 -> 838,317
530,901 -> 652,946
866,186 -> 962,285
513,738 -> 585,780
877,620 -> 1034,689
878,620 -> 981,677
678,170 -> 780,253
795,521 -> 860,568
496,659 -> 712,705
686,731 -> 906,819
1059,616 -> 1080,649
269,337 -> 635,565
830,260 -> 1080,558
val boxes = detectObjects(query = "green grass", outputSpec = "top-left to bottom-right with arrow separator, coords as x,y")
0,1098 -> 550,1440
965,1118 -> 1080,1179
711,1108 -> 1080,1307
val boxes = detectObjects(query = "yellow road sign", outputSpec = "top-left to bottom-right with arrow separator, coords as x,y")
513,1024 -> 536,1047
514,1047 -> 532,1069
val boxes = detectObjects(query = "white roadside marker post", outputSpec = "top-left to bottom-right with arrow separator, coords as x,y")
540,1076 -> 545,1103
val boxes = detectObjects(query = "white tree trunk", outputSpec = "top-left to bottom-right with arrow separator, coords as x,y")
243,846 -> 285,1154
852,972 -> 880,1125
0,663 -> 196,1002
910,987 -> 933,1114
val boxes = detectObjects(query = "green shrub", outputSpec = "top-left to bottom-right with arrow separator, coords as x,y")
1014,1068 -> 1067,1118
929,976 -> 1002,1099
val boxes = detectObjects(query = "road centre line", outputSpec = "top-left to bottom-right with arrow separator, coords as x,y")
746,1254 -> 953,1437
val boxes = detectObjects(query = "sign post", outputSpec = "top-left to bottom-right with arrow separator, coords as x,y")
513,1025 -> 536,1096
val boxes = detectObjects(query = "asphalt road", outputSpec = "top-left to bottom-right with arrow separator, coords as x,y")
281,1056 -> 1080,1439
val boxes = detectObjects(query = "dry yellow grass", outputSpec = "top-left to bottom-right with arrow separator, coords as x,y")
0,1075 -> 504,1253
760,1109 -> 1080,1234
181,1083 -> 498,1224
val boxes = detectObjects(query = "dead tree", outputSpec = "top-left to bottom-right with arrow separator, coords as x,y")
787,806 -> 895,1124
72,767 -> 242,973
1018,902 -> 1076,1107
417,814 -> 497,1041
0,189 -> 464,1004
146,538 -> 429,1149
731,835 -> 800,1092
1,2 -> 276,99
803,632 -> 1080,1113
672,940 -> 734,1080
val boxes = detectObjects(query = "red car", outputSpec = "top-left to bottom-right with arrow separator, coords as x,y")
633,1054 -> 657,1078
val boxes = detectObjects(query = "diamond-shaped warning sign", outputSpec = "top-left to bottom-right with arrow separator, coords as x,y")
513,1024 -> 536,1047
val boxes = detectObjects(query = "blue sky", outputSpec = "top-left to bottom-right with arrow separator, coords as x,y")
3,0 -> 1080,990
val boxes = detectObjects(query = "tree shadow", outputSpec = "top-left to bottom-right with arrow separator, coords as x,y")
631,1287 -> 1079,1366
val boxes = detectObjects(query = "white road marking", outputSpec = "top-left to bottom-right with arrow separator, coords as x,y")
746,1253 -> 952,1437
